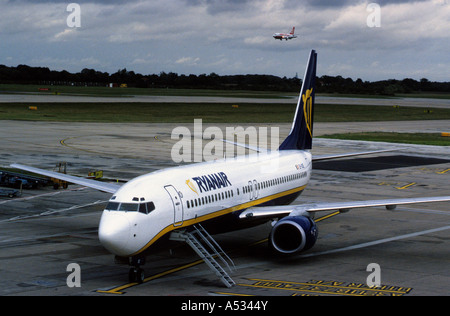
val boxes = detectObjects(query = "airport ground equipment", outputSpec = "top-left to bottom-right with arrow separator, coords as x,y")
0,187 -> 21,198
170,224 -> 236,288
51,162 -> 68,189
0,170 -> 50,189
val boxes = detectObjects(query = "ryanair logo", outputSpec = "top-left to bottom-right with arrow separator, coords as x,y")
187,172 -> 232,194
302,87 -> 313,137
185,179 -> 198,195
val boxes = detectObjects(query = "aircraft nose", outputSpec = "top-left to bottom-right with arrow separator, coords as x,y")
98,211 -> 131,256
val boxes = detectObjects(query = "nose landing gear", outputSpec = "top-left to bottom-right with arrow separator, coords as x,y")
128,267 -> 145,284
128,256 -> 146,284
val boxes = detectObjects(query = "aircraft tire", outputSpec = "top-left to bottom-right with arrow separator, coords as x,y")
128,268 -> 136,283
129,267 -> 145,284
137,268 -> 145,284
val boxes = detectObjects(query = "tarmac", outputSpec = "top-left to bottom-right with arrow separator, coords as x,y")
0,96 -> 449,297
0,121 -> 449,297
1,93 -> 450,109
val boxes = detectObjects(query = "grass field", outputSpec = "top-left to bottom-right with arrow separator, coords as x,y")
2,102 -> 450,123
0,84 -> 294,99
1,85 -> 450,146
2,84 -> 450,99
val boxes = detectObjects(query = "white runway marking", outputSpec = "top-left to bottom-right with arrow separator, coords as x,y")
0,199 -> 107,222
299,225 -> 450,258
0,187 -> 88,205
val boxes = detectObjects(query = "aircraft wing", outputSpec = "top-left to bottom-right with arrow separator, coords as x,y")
11,163 -> 121,194
239,196 -> 450,219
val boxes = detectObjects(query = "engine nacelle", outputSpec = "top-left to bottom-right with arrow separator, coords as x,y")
269,216 -> 318,255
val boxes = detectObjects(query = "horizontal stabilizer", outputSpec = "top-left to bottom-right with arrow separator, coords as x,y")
312,149 -> 394,161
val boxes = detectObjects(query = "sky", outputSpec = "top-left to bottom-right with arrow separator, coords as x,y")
0,0 -> 449,81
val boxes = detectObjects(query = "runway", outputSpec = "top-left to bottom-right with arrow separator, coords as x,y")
0,120 -> 449,296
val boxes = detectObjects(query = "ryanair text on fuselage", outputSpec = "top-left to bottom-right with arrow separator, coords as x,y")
192,172 -> 232,193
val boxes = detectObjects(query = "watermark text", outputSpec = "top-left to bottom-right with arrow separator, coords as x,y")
171,119 -> 280,165
366,3 -> 381,28
67,3 -> 81,28
66,263 -> 81,288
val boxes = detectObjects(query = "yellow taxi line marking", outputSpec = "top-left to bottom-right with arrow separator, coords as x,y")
437,168 -> 450,174
395,182 -> 416,190
95,258 -> 205,294
315,211 -> 341,222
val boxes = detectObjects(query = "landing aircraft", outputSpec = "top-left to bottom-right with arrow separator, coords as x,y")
12,50 -> 450,285
273,27 -> 297,40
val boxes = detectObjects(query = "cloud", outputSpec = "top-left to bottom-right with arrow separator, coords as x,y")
51,28 -> 79,42
0,0 -> 448,80
176,57 -> 200,65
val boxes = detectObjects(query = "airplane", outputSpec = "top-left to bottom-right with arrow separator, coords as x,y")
273,27 -> 297,40
11,50 -> 450,286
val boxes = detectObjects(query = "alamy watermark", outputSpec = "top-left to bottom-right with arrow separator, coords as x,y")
366,3 -> 381,28
171,119 -> 280,166
66,263 -> 81,288
66,3 -> 81,28
366,263 -> 381,287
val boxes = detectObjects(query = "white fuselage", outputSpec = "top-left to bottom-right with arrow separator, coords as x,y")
273,33 -> 296,40
98,150 -> 312,257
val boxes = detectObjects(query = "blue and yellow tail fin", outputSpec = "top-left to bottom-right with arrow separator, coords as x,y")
279,50 -> 317,151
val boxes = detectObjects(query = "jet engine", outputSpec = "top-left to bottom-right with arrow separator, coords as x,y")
269,216 -> 318,255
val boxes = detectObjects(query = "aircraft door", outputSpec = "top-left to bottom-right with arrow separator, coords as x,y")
164,185 -> 184,227
248,180 -> 259,200
248,180 -> 253,200
253,180 -> 258,199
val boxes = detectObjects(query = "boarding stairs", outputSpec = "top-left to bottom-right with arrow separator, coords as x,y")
170,224 -> 236,288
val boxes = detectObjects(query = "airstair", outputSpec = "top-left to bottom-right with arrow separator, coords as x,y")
170,224 -> 236,288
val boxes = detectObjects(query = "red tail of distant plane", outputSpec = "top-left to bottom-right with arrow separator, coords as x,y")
290,27 -> 295,35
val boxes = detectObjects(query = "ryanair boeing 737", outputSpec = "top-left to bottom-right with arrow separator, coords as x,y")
12,50 -> 450,285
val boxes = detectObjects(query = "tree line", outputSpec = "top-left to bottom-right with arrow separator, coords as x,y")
1,64 -> 449,95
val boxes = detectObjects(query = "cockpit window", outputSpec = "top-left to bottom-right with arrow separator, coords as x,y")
138,203 -> 145,213
106,201 -> 155,214
147,202 -> 155,212
119,203 -> 139,212
138,202 -> 156,215
106,202 -> 120,211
